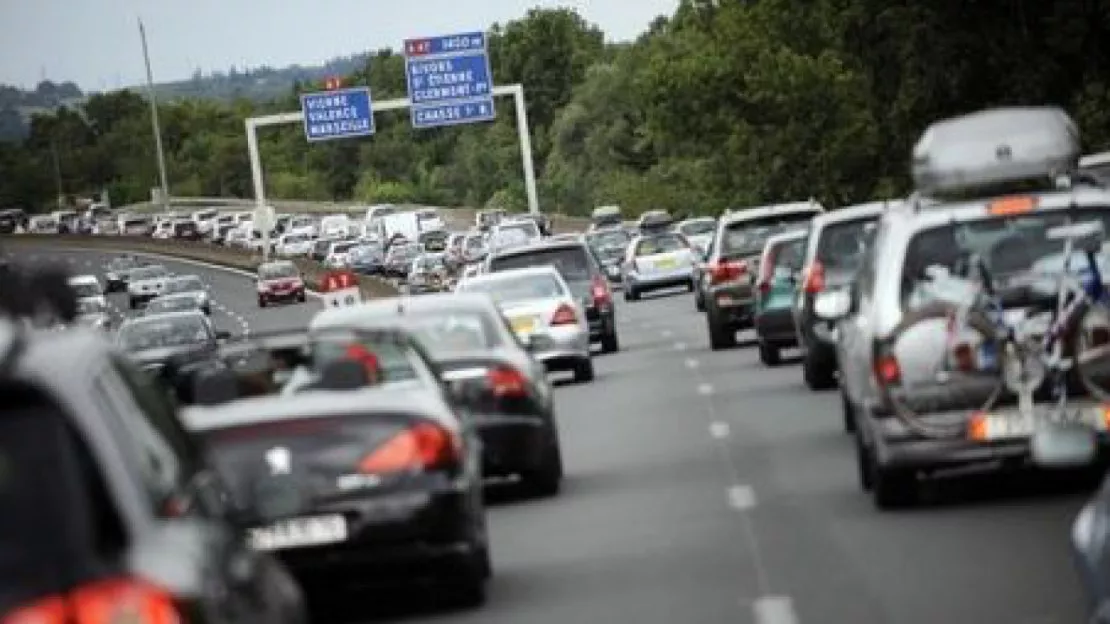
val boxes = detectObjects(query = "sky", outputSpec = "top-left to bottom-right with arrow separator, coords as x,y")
1,0 -> 680,91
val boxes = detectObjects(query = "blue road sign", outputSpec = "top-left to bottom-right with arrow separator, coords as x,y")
300,86 -> 375,142
404,31 -> 495,130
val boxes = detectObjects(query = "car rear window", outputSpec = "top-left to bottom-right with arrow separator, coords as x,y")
460,273 -> 567,304
406,310 -> 500,352
635,234 -> 686,256
489,246 -> 592,281
721,213 -> 814,257
816,217 -> 878,272
770,237 -> 807,271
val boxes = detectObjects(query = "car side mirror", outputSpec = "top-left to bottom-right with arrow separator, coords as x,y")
814,288 -> 852,321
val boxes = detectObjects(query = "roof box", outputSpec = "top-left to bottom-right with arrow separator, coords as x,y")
911,106 -> 1080,197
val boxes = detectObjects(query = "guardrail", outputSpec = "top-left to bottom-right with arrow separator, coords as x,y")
0,235 -> 399,299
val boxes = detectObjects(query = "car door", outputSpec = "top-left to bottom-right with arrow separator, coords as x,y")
839,223 -> 883,407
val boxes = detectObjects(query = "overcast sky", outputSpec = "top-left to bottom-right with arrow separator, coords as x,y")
2,0 -> 679,91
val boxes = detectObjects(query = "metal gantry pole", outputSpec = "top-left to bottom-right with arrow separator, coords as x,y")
139,18 -> 171,212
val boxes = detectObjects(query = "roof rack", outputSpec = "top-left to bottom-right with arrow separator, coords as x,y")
911,106 -> 1081,198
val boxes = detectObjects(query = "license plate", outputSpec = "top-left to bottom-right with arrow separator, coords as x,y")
655,257 -> 677,269
977,411 -> 1094,440
510,316 -> 536,335
248,515 -> 347,551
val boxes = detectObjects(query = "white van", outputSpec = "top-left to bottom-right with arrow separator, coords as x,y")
319,214 -> 352,240
192,208 -> 219,235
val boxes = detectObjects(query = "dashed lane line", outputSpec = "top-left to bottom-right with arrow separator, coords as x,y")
753,597 -> 799,624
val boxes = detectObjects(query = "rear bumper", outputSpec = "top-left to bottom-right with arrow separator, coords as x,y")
627,268 -> 693,291
475,415 -> 550,476
260,288 -> 305,303
707,284 -> 755,328
755,307 -> 796,344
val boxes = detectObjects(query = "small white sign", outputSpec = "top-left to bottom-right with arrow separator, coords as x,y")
322,286 -> 362,309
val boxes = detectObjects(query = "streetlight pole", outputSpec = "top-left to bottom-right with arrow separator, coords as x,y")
138,18 -> 170,212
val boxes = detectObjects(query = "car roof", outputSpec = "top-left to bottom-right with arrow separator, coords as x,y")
328,293 -> 495,321
122,309 -> 206,325
465,265 -> 561,284
678,216 -> 716,225
764,229 -> 809,246
897,185 -> 1110,232
151,292 -> 199,302
811,200 -> 893,228
721,200 -> 824,225
68,274 -> 99,285
489,237 -> 586,259
180,386 -> 459,433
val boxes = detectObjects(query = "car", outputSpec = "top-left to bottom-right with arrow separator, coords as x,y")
416,207 -> 447,232
824,106 -> 1110,508
126,264 -> 172,309
484,238 -> 619,353
67,274 -> 105,307
182,326 -> 492,605
675,216 -> 717,256
384,242 -> 422,279
793,201 -> 885,389
488,219 -> 542,253
102,255 -> 141,292
73,296 -> 112,330
349,242 -> 385,275
161,274 -> 211,314
408,252 -> 450,294
701,200 -> 823,350
419,228 -> 451,253
621,229 -> 697,301
460,232 -> 488,264
589,205 -> 623,231
275,232 -> 314,257
320,293 -> 564,495
116,309 -> 231,379
585,228 -> 633,285
637,209 -> 674,233
323,239 -> 359,269
0,312 -> 304,623
145,292 -> 206,316
457,266 -> 595,381
475,208 -> 506,232
753,229 -> 808,366
257,260 -> 307,307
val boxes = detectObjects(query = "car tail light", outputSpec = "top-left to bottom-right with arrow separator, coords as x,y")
358,422 -> 461,474
4,577 -> 180,624
550,303 -> 578,326
951,342 -> 975,372
591,276 -> 611,306
488,365 -> 529,398
802,261 -> 825,294
873,353 -> 901,385
757,245 -> 778,294
709,259 -> 747,286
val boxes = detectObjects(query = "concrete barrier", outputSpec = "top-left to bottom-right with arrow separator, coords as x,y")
1,235 -> 399,299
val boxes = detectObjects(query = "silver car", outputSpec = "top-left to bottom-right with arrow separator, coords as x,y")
456,266 -> 594,382
126,264 -> 171,309
160,275 -> 211,314
621,231 -> 698,301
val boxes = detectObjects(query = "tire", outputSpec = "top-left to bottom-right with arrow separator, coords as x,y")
687,279 -> 695,293
802,346 -> 837,391
526,440 -> 563,497
854,430 -> 873,491
627,286 -> 641,301
600,329 -> 620,354
707,307 -> 737,351
840,387 -> 857,433
695,289 -> 706,312
445,548 -> 490,609
258,297 -> 267,308
574,357 -> 595,383
758,341 -> 781,367
297,291 -> 306,303
129,297 -> 137,310
872,461 -> 918,510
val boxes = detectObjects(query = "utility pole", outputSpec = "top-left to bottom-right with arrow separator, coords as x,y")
138,18 -> 170,212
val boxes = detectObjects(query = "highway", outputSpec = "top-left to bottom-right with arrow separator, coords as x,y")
23,247 -> 1095,623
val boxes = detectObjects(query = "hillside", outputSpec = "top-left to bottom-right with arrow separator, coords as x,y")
0,52 -> 372,141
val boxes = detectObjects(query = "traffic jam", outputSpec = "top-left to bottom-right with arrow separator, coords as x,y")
7,106 -> 1110,622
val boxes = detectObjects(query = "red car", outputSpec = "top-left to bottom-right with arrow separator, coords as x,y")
257,260 -> 307,307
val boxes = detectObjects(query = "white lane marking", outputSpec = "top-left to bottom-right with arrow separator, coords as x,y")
709,421 -> 730,439
674,341 -> 687,351
753,596 -> 798,624
697,382 -> 714,396
728,485 -> 757,510
661,329 -> 673,338
685,357 -> 699,370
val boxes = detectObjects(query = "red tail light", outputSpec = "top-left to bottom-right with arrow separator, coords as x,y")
550,303 -> 578,326
488,365 -> 528,398
951,343 -> 975,372
757,245 -> 777,294
591,276 -> 611,306
709,259 -> 747,286
802,261 -> 825,294
874,354 -> 901,385
4,577 -> 180,624
358,422 -> 461,474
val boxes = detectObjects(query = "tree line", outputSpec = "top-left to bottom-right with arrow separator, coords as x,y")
1,0 -> 1108,217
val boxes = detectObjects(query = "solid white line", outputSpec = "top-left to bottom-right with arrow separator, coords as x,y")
728,485 -> 757,510
685,357 -> 699,369
709,421 -> 730,439
753,596 -> 798,624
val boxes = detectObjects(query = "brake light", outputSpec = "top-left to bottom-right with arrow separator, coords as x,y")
874,354 -> 901,385
488,365 -> 528,398
590,276 -> 611,306
4,577 -> 180,624
709,259 -> 747,285
550,303 -> 578,326
951,342 -> 975,372
757,245 -> 777,294
358,422 -> 461,474
802,261 -> 825,294
988,195 -> 1037,216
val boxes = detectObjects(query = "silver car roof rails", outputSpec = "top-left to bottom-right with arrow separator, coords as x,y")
911,106 -> 1081,200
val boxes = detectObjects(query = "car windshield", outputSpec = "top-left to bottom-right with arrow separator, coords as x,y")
146,297 -> 199,314
308,333 -> 421,386
164,277 -> 203,293
816,217 -> 879,272
636,234 -> 686,256
721,214 -> 814,257
490,247 -> 591,281
130,266 -> 168,280
679,219 -> 716,236
901,207 -> 1110,309
77,298 -> 106,315
770,237 -> 807,272
460,272 -> 566,304
119,315 -> 210,350
587,229 -> 631,252
259,263 -> 299,280
415,255 -> 445,270
349,245 -> 381,261
406,311 -> 499,353
70,281 -> 100,298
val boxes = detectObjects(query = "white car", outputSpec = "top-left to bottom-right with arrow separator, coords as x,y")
621,230 -> 698,301
319,214 -> 353,240
275,232 -> 314,257
416,208 -> 446,232
126,264 -> 172,309
68,274 -> 106,308
675,217 -> 717,255
488,219 -> 541,253
324,240 -> 359,268
152,220 -> 175,239
286,215 -> 318,237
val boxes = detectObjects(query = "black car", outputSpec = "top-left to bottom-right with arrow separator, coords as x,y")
185,327 -> 492,606
586,228 -> 633,284
484,238 -> 620,353
0,313 -> 304,622
0,208 -> 21,234
103,256 -> 141,292
116,309 -> 230,387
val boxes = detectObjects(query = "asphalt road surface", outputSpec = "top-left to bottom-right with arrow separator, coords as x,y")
15,247 -> 1096,624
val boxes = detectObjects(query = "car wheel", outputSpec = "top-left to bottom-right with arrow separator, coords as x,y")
695,289 -> 705,312
840,387 -> 856,433
802,347 -> 836,390
854,430 -> 873,491
600,329 -> 619,354
445,548 -> 490,609
202,304 -> 211,315
707,307 -> 737,350
526,440 -> 563,497
297,291 -> 306,303
573,357 -> 595,383
128,297 -> 137,310
871,460 -> 918,510
258,297 -> 267,308
758,341 -> 781,366
687,279 -> 695,292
